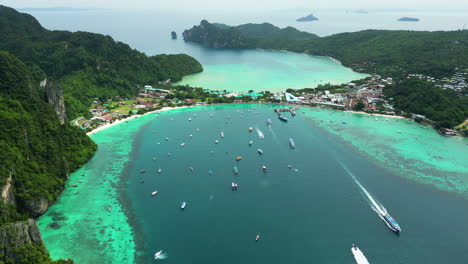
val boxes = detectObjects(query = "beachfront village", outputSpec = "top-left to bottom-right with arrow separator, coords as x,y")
73,73 -> 467,137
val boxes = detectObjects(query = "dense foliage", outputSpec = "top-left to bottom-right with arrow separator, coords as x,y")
0,5 -> 203,119
183,20 -> 317,49
384,79 -> 468,128
183,20 -> 468,78
0,51 -> 96,222
0,51 -> 96,262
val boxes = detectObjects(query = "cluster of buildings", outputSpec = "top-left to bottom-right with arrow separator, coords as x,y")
277,75 -> 396,114
408,71 -> 468,94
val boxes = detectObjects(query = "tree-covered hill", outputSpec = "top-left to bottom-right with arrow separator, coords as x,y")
0,51 -> 96,263
183,20 -> 318,49
183,20 -> 468,78
384,79 -> 468,128
0,5 -> 203,119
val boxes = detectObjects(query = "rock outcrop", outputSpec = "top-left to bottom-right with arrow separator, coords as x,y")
296,13 -> 319,22
1,174 -> 15,205
0,219 -> 46,261
25,198 -> 49,217
44,80 -> 67,124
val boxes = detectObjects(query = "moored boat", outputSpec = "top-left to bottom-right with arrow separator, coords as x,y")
181,202 -> 187,209
255,234 -> 260,241
151,191 -> 158,196
278,115 -> 288,122
233,166 -> 239,174
231,182 -> 238,190
236,156 -> 242,161
221,132 -> 224,138
215,140 -> 219,144
266,119 -> 272,126
262,165 -> 267,172
180,143 -> 185,147
249,140 -> 253,146
249,127 -> 253,132
257,148 -> 263,155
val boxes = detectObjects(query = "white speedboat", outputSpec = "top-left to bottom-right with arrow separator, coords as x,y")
180,143 -> 185,147
215,140 -> 219,144
154,250 -> 163,260
151,191 -> 158,196
221,132 -> 224,138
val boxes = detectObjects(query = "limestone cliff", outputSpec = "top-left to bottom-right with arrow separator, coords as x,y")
0,219 -> 46,261
44,80 -> 67,124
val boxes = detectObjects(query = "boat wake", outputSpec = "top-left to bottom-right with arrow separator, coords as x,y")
256,128 -> 265,139
351,245 -> 370,264
155,252 -> 168,260
339,162 -> 388,220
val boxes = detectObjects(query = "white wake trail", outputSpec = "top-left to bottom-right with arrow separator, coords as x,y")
338,162 -> 387,217
351,246 -> 370,264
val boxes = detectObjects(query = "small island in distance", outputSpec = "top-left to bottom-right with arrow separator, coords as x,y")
171,31 -> 177,39
296,13 -> 319,22
398,17 -> 420,22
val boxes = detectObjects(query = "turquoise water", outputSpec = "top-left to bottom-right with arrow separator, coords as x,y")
39,104 -> 468,264
175,50 -> 367,92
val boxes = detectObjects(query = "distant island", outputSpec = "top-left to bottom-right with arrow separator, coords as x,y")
171,31 -> 177,39
398,17 -> 420,22
354,9 -> 369,14
296,13 -> 318,22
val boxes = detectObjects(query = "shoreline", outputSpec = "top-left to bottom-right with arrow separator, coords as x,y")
86,106 -> 193,136
343,110 -> 408,120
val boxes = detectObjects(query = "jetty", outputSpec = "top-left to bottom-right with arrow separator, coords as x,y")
274,105 -> 299,116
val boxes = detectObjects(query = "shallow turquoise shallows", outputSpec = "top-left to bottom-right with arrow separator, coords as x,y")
38,104 -> 468,264
175,49 -> 368,92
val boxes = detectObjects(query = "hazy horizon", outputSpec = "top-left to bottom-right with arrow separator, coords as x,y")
3,0 -> 468,10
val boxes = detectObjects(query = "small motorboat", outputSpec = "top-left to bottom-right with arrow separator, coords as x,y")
140,169 -> 146,173
221,132 -> 224,138
236,156 -> 242,161
266,119 -> 272,126
188,118 -> 192,121
233,166 -> 239,174
167,152 -> 171,156
181,202 -> 187,209
140,180 -> 145,183
152,157 -> 157,160
209,170 -> 213,176
255,234 -> 260,241
189,134 -> 193,138
154,250 -> 163,260
288,165 -> 292,169
262,165 -> 267,172
257,148 -> 263,155
215,140 -> 219,144
165,137 -> 169,141
249,127 -> 253,132
157,168 -> 162,173
189,166 -> 195,172
291,111 -> 296,116
180,143 -> 185,147
231,182 -> 238,190
151,191 -> 158,196
249,140 -> 253,146
278,115 -> 288,122
196,128 -> 200,131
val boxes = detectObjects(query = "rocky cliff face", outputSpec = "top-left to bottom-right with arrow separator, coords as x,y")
182,20 -> 245,49
25,198 -> 49,217
44,80 -> 66,124
0,219 -> 46,260
1,174 -> 15,205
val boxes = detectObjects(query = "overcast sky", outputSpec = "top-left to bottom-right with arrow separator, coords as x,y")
3,0 -> 468,9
